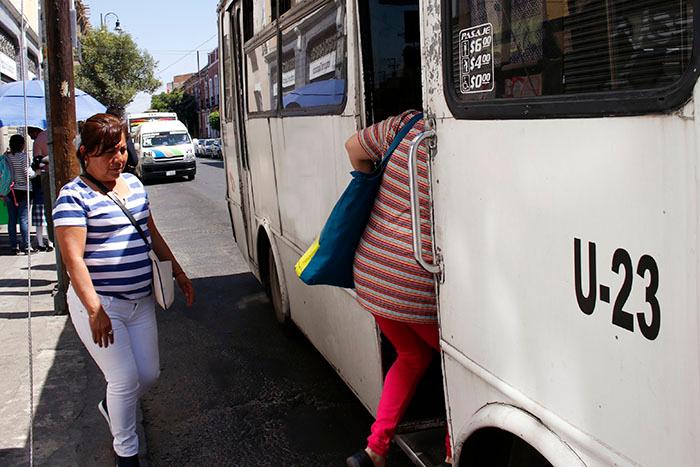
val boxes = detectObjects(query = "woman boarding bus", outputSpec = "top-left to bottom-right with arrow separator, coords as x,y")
217,0 -> 700,465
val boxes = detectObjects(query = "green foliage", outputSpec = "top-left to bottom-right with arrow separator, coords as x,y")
208,111 -> 221,132
150,89 -> 198,135
76,28 -> 161,117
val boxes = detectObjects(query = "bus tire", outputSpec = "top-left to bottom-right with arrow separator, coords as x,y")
267,246 -> 290,326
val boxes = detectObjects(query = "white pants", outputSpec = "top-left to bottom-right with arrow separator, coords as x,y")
68,287 -> 160,457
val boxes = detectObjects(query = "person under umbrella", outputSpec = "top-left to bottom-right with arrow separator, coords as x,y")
3,134 -> 35,254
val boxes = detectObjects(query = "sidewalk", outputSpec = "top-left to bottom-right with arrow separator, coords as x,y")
0,226 -> 146,466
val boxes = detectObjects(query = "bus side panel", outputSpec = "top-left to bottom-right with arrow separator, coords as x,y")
432,114 -> 700,466
442,354 -> 607,466
246,118 -> 282,232
275,239 -> 383,412
268,114 -> 384,411
271,116 -> 356,248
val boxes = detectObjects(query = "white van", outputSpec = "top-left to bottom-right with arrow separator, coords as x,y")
133,120 -> 196,183
127,111 -> 178,137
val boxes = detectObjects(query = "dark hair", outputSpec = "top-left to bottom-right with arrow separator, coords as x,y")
9,134 -> 25,153
77,113 -> 127,169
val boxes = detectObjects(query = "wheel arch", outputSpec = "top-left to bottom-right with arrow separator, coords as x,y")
455,403 -> 584,467
255,220 -> 291,322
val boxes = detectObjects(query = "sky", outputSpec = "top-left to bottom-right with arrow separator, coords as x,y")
85,0 -> 221,113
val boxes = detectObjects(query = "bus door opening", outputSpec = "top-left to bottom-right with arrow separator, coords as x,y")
358,0 -> 447,462
358,0 -> 423,124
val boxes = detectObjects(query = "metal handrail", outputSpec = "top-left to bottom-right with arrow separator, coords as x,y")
407,129 -> 441,274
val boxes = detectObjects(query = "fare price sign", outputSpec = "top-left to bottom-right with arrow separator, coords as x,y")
459,23 -> 494,94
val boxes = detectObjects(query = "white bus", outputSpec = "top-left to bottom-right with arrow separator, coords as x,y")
217,0 -> 700,465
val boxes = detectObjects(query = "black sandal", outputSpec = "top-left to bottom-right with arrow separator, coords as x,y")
346,450 -> 375,467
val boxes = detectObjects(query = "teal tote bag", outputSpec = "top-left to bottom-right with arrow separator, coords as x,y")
295,113 -> 423,288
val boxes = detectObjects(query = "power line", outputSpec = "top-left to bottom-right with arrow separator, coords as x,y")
156,33 -> 217,75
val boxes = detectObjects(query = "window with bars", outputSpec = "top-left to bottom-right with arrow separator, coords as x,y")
446,0 -> 694,107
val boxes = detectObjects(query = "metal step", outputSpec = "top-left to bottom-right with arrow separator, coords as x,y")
395,426 -> 447,467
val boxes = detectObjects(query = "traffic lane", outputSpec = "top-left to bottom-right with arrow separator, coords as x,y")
145,159 -> 247,279
143,273 -> 386,466
142,160 -> 412,466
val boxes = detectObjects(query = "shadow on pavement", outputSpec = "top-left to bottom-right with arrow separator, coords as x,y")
20,264 -> 57,272
0,272 -> 411,467
142,176 -> 193,187
0,315 -> 113,466
197,160 -> 224,169
0,310 -> 57,319
0,278 -> 54,288
143,272 -> 409,467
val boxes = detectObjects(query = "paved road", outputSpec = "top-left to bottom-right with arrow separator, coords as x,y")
141,158 -> 412,466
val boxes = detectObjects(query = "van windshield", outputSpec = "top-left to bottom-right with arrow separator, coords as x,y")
142,132 -> 190,147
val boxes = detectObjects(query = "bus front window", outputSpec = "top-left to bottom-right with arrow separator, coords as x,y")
142,132 -> 190,147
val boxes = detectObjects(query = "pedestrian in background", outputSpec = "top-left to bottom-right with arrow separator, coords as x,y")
344,110 -> 451,467
53,113 -> 195,467
28,126 -> 53,251
4,134 -> 34,254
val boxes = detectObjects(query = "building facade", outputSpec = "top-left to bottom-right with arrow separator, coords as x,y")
0,0 -> 40,84
181,47 -> 219,139
0,0 -> 41,151
166,72 -> 194,93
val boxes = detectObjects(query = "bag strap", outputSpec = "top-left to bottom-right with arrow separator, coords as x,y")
378,112 -> 423,169
81,172 -> 152,251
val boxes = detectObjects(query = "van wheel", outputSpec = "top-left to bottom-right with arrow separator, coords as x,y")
267,247 -> 290,325
135,166 -> 146,184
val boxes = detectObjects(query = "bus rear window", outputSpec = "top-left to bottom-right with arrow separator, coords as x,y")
447,0 -> 694,103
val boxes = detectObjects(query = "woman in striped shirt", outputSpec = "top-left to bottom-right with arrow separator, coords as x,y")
345,111 -> 451,467
4,134 -> 34,253
53,114 -> 194,467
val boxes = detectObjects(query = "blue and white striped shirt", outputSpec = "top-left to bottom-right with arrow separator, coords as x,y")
53,173 -> 152,300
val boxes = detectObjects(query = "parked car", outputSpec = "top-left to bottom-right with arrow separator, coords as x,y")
211,139 -> 222,159
195,138 -> 208,157
204,139 -> 221,158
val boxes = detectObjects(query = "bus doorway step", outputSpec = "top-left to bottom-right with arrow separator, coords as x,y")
395,425 -> 447,467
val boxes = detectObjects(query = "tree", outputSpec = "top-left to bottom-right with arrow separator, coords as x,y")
76,28 -> 160,117
208,111 -> 221,133
150,89 -> 198,135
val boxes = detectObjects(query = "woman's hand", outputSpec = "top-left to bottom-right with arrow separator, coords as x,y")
89,307 -> 114,348
176,272 -> 195,307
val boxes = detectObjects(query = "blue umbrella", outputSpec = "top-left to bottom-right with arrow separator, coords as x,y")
0,79 -> 106,128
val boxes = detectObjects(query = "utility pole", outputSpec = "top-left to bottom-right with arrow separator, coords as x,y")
43,0 -> 79,314
196,50 -> 201,137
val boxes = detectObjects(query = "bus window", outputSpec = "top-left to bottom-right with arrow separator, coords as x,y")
243,0 -> 253,42
279,1 -> 347,114
245,34 -> 279,114
273,0 -> 292,20
445,0 -> 695,116
222,31 -> 233,122
359,0 -> 421,124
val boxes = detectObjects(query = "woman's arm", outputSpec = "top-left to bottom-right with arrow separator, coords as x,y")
55,225 -> 114,347
345,134 -> 374,174
147,214 -> 195,306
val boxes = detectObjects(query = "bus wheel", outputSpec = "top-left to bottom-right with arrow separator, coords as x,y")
267,247 -> 290,325
459,428 -> 553,467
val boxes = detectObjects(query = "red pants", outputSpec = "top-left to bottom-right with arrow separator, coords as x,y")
367,315 -> 451,459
